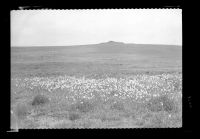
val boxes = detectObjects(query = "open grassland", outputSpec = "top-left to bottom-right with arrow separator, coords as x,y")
11,43 -> 182,129
11,43 -> 181,78
11,73 -> 182,129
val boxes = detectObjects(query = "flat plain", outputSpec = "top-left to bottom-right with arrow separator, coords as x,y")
11,41 -> 182,129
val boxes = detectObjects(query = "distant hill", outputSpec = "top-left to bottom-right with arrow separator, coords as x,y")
97,41 -> 125,45
90,41 -> 181,55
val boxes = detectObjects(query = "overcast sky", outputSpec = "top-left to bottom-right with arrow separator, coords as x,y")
11,9 -> 182,47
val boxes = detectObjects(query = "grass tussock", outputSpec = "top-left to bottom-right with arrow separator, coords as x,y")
31,94 -> 49,106
70,99 -> 95,113
110,101 -> 125,111
146,95 -> 178,113
68,112 -> 81,121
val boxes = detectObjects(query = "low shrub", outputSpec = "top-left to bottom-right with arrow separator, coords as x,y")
31,94 -> 49,106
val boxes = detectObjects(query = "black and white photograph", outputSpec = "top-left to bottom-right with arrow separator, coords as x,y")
11,9 -> 182,129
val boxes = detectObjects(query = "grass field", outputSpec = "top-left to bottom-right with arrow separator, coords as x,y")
11,42 -> 182,129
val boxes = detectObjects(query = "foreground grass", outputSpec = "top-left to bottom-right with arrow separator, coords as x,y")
11,73 -> 182,129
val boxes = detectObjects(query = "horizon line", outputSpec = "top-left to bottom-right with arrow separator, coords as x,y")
11,41 -> 182,47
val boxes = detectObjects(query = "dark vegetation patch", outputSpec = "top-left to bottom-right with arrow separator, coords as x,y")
31,94 -> 49,106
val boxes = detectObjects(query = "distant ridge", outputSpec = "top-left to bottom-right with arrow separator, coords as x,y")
99,41 -> 125,45
95,41 -> 181,47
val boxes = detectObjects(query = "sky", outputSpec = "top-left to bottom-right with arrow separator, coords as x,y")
11,9 -> 182,47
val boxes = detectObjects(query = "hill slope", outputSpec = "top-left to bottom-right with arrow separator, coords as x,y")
11,41 -> 182,77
